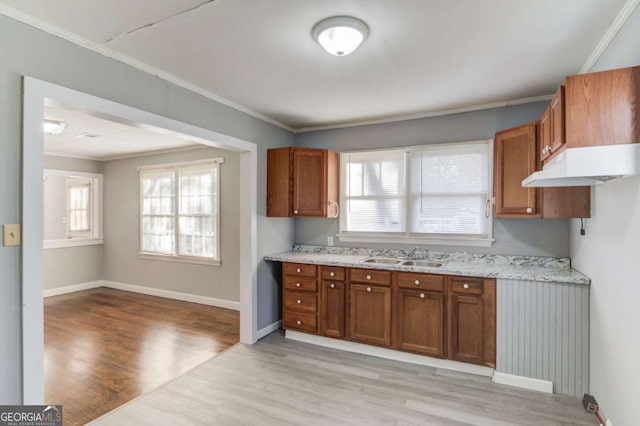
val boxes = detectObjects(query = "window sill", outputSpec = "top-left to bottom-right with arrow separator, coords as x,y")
338,234 -> 494,247
139,252 -> 221,266
44,238 -> 104,249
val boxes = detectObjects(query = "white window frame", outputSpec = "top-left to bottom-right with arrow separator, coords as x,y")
43,169 -> 104,249
138,158 -> 223,266
339,140 -> 494,247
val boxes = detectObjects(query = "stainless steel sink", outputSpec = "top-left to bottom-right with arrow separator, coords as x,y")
360,257 -> 403,265
401,260 -> 445,268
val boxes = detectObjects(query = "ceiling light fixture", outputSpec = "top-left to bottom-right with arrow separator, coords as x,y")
43,119 -> 66,135
312,16 -> 369,56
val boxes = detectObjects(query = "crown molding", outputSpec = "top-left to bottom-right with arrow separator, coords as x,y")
579,0 -> 640,74
0,4 -> 295,133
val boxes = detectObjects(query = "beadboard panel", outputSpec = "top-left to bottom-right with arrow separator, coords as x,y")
497,279 -> 589,397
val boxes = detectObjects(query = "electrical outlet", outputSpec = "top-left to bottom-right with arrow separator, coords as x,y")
3,224 -> 21,247
327,236 -> 334,246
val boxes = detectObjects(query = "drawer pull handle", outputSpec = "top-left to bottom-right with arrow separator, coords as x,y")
329,272 -> 335,277
463,283 -> 470,289
296,268 -> 301,273
296,320 -> 301,325
420,293 -> 425,299
414,279 -> 420,285
296,282 -> 301,288
330,283 -> 335,289
296,299 -> 302,304
366,287 -> 372,292
366,275 -> 372,280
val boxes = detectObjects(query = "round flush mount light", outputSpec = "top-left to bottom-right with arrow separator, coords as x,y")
312,16 -> 369,56
43,119 -> 66,135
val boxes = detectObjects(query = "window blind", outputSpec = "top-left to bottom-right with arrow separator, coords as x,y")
141,168 -> 176,255
179,163 -> 217,258
67,182 -> 91,233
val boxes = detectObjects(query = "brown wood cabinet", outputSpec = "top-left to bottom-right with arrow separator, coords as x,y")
447,276 -> 496,367
320,266 -> 346,339
282,263 -> 319,334
565,66 -> 640,149
348,283 -> 392,347
494,122 -> 590,219
395,288 -> 445,358
541,86 -> 566,164
267,147 -> 339,218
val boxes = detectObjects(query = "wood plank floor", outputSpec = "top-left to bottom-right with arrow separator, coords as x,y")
92,332 -> 596,426
45,288 -> 239,426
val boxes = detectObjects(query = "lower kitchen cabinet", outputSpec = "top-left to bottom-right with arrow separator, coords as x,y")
447,277 -> 496,367
348,283 -> 392,347
395,289 -> 445,358
320,281 -> 345,338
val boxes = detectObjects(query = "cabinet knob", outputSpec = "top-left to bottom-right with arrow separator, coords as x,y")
463,283 -> 470,289
526,207 -> 533,213
329,272 -> 335,277
296,299 -> 302,304
293,210 -> 299,214
295,282 -> 301,288
366,275 -> 372,280
414,279 -> 420,286
296,268 -> 301,273
420,293 -> 425,299
296,320 -> 301,325
366,287 -> 372,292
330,283 -> 335,289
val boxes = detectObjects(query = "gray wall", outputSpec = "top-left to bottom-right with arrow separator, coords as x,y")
43,156 -> 104,290
569,7 -> 640,423
294,103 -> 570,257
103,147 -> 240,302
0,15 -> 294,403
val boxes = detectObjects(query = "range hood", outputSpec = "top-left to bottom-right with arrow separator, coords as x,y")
522,144 -> 640,187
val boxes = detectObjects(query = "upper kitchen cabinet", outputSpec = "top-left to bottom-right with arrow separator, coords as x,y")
494,122 -> 590,218
540,86 -> 566,164
565,66 -> 640,148
267,147 -> 339,218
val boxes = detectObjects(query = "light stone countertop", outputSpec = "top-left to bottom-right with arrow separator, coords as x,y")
264,246 -> 590,285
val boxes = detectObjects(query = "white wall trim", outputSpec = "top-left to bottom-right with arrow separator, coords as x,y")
285,330 -> 494,377
43,280 -> 104,297
0,4 -> 293,133
103,281 -> 239,311
492,372 -> 554,394
257,320 -> 282,340
579,0 -> 640,74
43,238 -> 103,249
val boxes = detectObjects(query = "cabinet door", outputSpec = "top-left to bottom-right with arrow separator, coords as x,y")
348,283 -> 391,347
540,106 -> 552,163
266,147 -> 292,217
292,149 -> 327,217
494,123 -> 539,217
549,86 -> 565,155
321,281 -> 345,339
395,289 -> 444,358
448,292 -> 484,365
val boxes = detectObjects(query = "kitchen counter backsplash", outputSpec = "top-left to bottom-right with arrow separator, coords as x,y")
264,245 -> 588,285
291,245 -> 570,268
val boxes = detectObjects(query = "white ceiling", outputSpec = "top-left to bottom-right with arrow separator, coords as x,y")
2,0 -> 632,130
44,106 -> 199,160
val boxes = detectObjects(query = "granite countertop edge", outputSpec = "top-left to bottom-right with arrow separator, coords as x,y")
263,252 -> 590,285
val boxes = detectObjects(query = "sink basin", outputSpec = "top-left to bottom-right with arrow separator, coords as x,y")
360,257 -> 403,265
401,260 -> 445,268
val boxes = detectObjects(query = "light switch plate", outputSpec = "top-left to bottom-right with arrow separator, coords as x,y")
3,224 -> 21,247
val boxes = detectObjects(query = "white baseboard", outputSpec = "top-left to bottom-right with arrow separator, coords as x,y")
102,281 -> 240,311
285,330 -> 494,377
43,280 -> 104,297
257,320 -> 282,340
492,371 -> 553,394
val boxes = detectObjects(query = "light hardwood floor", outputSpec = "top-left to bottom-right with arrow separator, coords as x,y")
92,332 -> 596,425
45,288 -> 239,426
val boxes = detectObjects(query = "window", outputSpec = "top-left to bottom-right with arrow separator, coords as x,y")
67,179 -> 92,236
139,158 -> 222,265
340,140 -> 493,246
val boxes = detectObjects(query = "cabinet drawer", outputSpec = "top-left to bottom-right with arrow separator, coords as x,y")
321,266 -> 345,281
284,276 -> 317,292
397,272 -> 444,292
283,311 -> 317,333
349,268 -> 391,286
283,291 -> 317,313
284,262 -> 317,278
450,277 -> 484,295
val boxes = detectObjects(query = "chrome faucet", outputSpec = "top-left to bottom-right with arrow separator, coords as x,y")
405,247 -> 428,260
